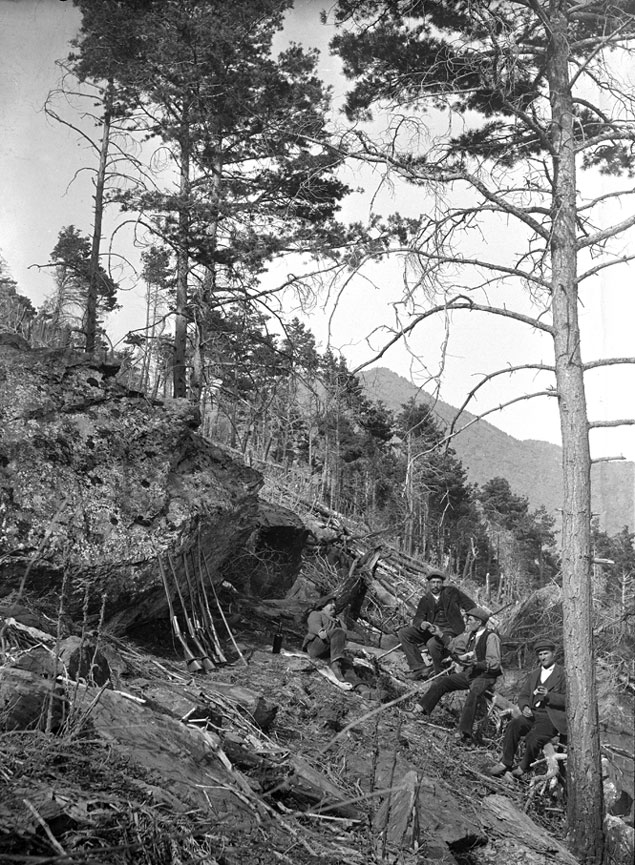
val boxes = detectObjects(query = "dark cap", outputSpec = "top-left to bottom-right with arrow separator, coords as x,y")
466,606 -> 490,623
534,638 -> 557,653
426,569 -> 446,581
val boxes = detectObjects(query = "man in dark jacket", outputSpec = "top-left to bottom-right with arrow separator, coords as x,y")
487,637 -> 567,778
417,606 -> 502,743
398,569 -> 475,680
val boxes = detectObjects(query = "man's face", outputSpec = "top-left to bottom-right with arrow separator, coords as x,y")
323,601 -> 336,616
466,615 -> 481,631
428,577 -> 444,593
537,649 -> 555,668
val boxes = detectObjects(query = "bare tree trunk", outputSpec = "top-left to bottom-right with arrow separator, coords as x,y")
86,91 -> 112,355
173,123 -> 191,399
548,4 -> 603,860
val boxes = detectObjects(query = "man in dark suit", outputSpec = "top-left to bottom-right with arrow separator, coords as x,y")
487,637 -> 567,778
398,569 -> 475,680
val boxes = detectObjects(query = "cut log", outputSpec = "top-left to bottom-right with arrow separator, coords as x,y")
373,768 -> 419,848
482,794 -> 578,863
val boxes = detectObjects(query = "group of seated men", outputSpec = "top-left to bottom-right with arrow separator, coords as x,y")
304,567 -> 567,779
398,568 -> 566,775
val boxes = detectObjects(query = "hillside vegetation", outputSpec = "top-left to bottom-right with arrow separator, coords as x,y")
359,368 -> 634,537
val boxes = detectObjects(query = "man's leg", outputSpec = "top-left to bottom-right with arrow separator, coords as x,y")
519,710 -> 559,771
419,672 -> 468,715
328,627 -> 347,662
501,714 -> 534,768
307,637 -> 329,660
458,675 -> 496,737
426,632 -> 451,673
398,625 -> 430,672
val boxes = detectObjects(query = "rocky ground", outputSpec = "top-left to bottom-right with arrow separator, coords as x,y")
0,343 -> 632,864
3,605 -> 616,865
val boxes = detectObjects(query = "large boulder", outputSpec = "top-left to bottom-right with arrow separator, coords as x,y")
0,341 -> 262,629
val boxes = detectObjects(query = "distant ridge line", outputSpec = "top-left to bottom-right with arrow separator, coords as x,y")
359,367 -> 634,535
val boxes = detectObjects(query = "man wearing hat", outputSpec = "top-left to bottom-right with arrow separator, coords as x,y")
416,607 -> 502,743
487,638 -> 566,778
398,569 -> 475,680
302,594 -> 348,681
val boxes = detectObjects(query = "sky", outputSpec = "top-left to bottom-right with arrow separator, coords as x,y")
1,0 -> 634,465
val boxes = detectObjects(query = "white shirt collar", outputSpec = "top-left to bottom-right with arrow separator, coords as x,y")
540,663 -> 555,681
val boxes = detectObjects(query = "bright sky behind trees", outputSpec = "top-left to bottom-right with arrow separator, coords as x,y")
1,0 -> 633,463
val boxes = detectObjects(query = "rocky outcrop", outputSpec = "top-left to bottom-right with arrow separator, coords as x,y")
0,343 -> 265,629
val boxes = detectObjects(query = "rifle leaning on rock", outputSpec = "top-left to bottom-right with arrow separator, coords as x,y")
166,552 -> 216,673
197,538 -> 248,667
184,549 -> 226,665
157,554 -> 203,673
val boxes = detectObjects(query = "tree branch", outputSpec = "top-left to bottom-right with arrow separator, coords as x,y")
578,211 -> 635,250
578,255 -> 635,284
448,363 -> 556,441
588,419 -> 635,429
351,301 -> 553,374
583,357 -> 635,371
420,390 -> 559,459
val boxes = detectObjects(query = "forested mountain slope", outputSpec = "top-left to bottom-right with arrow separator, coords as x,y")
360,368 -> 634,535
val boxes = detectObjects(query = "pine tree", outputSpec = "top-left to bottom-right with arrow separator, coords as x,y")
45,226 -> 119,347
330,3 -> 635,854
71,0 -> 349,398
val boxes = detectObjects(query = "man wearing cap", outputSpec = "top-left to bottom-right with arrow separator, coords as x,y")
487,638 -> 566,778
398,570 -> 475,680
302,595 -> 348,681
416,607 -> 502,743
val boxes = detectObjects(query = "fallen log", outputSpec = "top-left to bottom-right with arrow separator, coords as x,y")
482,794 -> 578,863
221,733 -> 361,819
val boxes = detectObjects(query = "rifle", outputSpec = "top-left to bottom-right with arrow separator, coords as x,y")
198,542 -> 248,667
157,554 -> 203,673
166,552 -> 215,673
184,549 -> 226,665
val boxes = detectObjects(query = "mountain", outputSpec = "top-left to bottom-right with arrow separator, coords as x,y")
359,367 -> 634,535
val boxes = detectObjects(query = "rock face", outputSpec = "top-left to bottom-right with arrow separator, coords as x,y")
0,342 -> 263,628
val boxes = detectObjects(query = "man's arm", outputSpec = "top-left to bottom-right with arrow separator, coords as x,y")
517,670 -> 535,714
471,632 -> 502,673
413,596 -> 430,629
306,610 -> 323,637
456,588 -> 476,611
449,632 -> 470,656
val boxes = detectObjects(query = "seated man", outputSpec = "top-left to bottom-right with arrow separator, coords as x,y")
487,637 -> 566,778
398,569 -> 475,680
302,594 -> 348,681
417,606 -> 502,744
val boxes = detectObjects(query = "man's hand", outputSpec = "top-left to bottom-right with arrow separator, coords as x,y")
522,706 -> 533,718
458,651 -> 475,662
318,629 -> 327,640
419,620 -> 431,631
